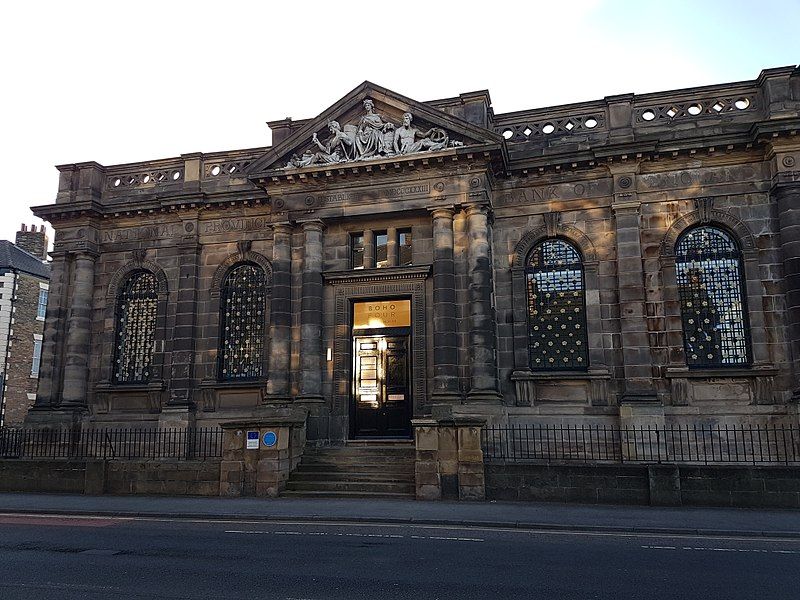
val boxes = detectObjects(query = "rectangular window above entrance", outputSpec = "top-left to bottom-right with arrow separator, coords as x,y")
351,233 -> 365,269
398,229 -> 412,266
375,231 -> 389,268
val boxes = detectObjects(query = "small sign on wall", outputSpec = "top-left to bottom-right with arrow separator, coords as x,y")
246,431 -> 259,450
262,431 -> 277,448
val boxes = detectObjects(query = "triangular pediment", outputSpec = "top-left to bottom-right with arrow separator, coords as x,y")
247,81 -> 504,177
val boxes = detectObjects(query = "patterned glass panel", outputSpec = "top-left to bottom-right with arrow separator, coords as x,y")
219,263 -> 266,380
676,226 -> 750,367
114,271 -> 158,383
526,239 -> 588,370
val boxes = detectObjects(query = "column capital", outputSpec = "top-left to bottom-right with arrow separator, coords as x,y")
611,197 -> 641,214
74,249 -> 100,261
298,218 -> 326,233
771,172 -> 800,192
462,202 -> 490,217
271,221 -> 294,235
428,206 -> 456,221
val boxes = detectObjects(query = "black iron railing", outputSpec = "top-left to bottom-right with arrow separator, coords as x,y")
481,424 -> 800,465
0,427 -> 223,460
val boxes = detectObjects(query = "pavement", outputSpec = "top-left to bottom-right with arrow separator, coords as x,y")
1,492 -> 799,538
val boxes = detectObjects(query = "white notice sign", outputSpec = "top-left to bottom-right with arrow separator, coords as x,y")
246,431 -> 259,450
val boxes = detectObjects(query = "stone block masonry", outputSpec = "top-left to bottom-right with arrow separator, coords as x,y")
484,463 -> 800,508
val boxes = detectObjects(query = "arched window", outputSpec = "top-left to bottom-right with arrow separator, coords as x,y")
675,225 -> 750,367
219,263 -> 267,380
114,270 -> 158,383
526,239 -> 588,370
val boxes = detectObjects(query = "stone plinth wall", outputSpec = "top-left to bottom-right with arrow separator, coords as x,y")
0,460 -> 92,494
413,417 -> 486,501
486,462 -> 800,508
104,460 -> 220,496
0,459 -> 221,496
220,414 -> 307,497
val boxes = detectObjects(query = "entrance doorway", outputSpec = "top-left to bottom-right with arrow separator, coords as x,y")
351,299 -> 412,438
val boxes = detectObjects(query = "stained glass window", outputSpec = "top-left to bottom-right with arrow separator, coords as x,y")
676,226 -> 750,367
219,263 -> 267,380
114,271 -> 158,383
526,239 -> 588,370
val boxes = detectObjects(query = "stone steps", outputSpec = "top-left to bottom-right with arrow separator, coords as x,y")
280,490 -> 413,499
289,471 -> 414,483
283,444 -> 416,499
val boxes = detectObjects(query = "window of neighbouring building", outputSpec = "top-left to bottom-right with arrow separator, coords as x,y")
31,336 -> 43,376
37,288 -> 48,320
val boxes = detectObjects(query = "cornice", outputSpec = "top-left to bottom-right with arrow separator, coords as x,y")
323,264 -> 431,285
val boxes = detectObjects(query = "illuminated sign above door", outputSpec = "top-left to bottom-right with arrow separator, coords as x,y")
353,300 -> 411,330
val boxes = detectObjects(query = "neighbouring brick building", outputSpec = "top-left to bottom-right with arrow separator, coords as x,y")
0,225 -> 50,426
27,67 -> 800,442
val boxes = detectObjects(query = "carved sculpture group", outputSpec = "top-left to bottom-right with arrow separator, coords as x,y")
285,99 -> 463,169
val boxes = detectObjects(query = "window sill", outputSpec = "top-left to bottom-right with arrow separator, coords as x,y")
199,379 -> 268,390
95,381 -> 165,392
511,368 -> 610,381
664,365 -> 778,379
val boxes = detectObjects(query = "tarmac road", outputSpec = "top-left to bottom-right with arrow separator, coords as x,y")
0,512 -> 798,599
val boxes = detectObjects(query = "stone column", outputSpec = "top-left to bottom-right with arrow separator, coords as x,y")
386,227 -> 398,267
32,252 -> 69,409
612,196 -> 658,402
363,229 -> 375,269
775,180 -> 800,395
429,207 -> 461,403
60,251 -> 97,407
299,220 -> 325,401
464,204 -> 502,403
266,222 -> 293,401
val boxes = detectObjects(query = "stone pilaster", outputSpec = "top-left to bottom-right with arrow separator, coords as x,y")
429,207 -> 461,403
464,203 -> 502,403
167,230 -> 200,408
266,222 -> 293,401
612,179 -> 657,402
60,251 -> 97,408
774,177 -> 800,395
299,220 -> 325,401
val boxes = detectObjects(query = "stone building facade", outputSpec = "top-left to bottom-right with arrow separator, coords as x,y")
29,67 -> 800,441
0,226 -> 50,426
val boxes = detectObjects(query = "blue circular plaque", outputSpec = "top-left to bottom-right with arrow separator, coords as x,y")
263,431 -> 277,447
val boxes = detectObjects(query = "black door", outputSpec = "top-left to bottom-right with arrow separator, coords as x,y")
353,335 -> 411,438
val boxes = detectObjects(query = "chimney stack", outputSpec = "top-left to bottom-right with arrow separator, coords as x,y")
15,223 -> 48,261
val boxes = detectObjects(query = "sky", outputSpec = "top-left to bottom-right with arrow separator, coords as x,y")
0,0 -> 797,247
